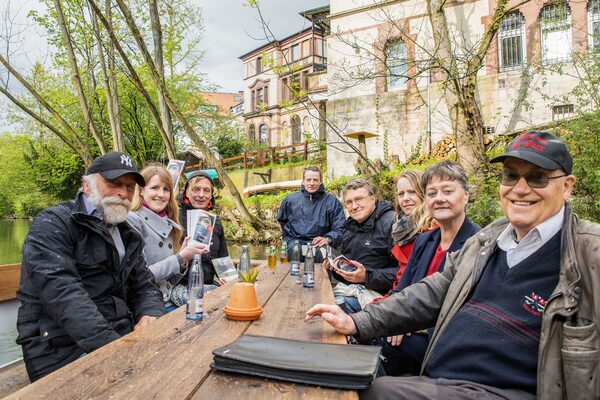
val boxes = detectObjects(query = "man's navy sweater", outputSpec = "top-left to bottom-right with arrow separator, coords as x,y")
426,231 -> 561,394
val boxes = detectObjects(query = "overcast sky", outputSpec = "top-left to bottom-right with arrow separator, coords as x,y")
198,0 -> 327,92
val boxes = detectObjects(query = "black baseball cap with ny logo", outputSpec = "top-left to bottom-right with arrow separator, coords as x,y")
86,151 -> 145,186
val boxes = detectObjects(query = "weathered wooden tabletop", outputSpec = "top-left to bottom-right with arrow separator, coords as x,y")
6,263 -> 358,400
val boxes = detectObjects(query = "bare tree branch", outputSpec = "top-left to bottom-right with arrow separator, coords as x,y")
113,0 -> 267,229
54,0 -> 107,154
87,0 -> 176,159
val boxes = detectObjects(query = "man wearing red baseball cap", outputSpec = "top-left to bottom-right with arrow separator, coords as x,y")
307,131 -> 599,400
17,152 -> 165,382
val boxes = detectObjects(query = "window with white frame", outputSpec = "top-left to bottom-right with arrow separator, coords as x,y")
291,44 -> 300,61
259,124 -> 269,144
256,88 -> 264,105
386,40 -> 408,89
552,104 -> 575,121
498,12 -> 526,71
589,0 -> 600,51
541,3 -> 572,63
256,56 -> 263,73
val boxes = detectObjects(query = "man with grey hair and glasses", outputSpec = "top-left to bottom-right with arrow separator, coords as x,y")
308,131 -> 599,400
17,152 -> 165,382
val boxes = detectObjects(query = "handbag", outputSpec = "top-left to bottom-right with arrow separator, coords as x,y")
211,334 -> 381,389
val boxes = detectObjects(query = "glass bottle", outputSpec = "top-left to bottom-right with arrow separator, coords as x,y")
239,245 -> 250,281
280,242 -> 288,263
290,241 -> 301,276
267,245 -> 277,269
303,243 -> 315,288
186,255 -> 204,320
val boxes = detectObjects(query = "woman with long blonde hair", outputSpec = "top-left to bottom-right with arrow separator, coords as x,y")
127,163 -> 206,312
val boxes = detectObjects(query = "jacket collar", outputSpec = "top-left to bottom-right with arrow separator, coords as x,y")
136,206 -> 180,239
424,216 -> 479,253
301,184 -> 325,199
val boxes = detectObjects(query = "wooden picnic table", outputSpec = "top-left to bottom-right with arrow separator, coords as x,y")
5,263 -> 358,400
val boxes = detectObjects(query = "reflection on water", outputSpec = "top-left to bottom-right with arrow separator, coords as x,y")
228,242 -> 270,261
0,330 -> 21,367
0,219 -> 30,265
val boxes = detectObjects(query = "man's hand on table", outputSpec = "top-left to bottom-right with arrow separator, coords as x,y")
312,236 -> 329,248
134,315 -> 158,331
305,304 -> 357,335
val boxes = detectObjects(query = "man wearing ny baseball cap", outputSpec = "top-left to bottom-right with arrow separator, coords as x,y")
17,151 -> 165,382
307,131 -> 599,400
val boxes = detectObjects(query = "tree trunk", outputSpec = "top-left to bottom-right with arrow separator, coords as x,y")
54,0 -> 107,154
426,0 -> 517,171
114,0 -> 267,230
149,0 -> 174,145
92,0 -> 123,151
87,0 -> 177,160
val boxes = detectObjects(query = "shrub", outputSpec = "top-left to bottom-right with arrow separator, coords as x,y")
561,112 -> 600,222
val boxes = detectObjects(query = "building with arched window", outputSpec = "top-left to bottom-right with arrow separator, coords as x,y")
239,6 -> 329,148
322,0 -> 598,177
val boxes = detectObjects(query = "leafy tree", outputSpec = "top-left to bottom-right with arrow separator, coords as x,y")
562,112 -> 600,222
0,133 -> 58,217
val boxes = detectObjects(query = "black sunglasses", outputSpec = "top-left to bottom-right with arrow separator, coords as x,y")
499,170 -> 567,188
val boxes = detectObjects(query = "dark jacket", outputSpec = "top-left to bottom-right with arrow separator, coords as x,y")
176,193 -> 228,284
276,184 -> 345,247
16,193 -> 165,382
335,200 -> 397,293
386,217 -> 480,363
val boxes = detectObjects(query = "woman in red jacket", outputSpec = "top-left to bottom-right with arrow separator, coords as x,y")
390,170 -> 432,277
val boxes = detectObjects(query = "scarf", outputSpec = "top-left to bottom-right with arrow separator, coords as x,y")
391,213 -> 420,246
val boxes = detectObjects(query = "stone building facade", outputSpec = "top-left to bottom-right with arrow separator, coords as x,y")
239,15 -> 328,148
325,0 -> 599,177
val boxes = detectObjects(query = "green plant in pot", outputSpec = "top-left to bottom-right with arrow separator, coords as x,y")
239,266 -> 259,284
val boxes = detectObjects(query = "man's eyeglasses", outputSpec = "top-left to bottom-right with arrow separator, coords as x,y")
499,171 -> 567,188
344,196 -> 371,207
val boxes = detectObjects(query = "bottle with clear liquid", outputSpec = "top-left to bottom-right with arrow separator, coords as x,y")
238,245 -> 250,281
290,241 -> 301,276
186,255 -> 204,320
303,243 -> 315,288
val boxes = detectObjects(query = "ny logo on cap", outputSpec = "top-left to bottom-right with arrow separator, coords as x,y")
120,154 -> 133,167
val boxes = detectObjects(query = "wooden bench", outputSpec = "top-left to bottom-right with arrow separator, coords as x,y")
6,264 -> 357,400
0,264 -> 20,302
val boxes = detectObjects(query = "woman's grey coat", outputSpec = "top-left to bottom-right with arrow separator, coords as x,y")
127,207 -> 184,307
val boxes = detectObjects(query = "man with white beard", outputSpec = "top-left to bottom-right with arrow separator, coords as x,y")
16,152 -> 165,382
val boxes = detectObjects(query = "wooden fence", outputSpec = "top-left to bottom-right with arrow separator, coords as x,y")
184,142 -> 320,173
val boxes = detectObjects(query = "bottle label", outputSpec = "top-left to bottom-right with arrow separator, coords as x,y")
303,272 -> 314,288
186,292 -> 203,320
290,262 -> 300,276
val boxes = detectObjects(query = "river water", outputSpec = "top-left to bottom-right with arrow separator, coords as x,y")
0,219 -> 30,265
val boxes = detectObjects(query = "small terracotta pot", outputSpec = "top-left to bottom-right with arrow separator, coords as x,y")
224,282 -> 263,321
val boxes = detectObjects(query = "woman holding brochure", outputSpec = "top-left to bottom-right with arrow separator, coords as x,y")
177,170 -> 229,285
127,164 -> 208,312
